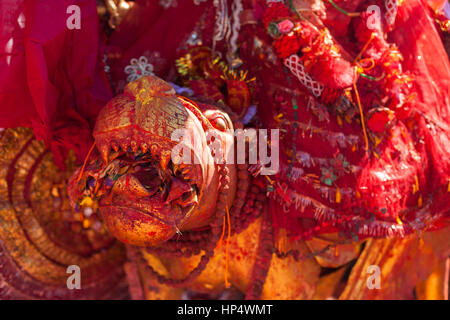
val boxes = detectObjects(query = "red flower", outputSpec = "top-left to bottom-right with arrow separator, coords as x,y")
262,2 -> 291,28
273,35 -> 300,59
367,108 -> 394,133
277,19 -> 294,34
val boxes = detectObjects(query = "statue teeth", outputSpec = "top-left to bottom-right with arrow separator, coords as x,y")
98,143 -> 110,164
111,141 -> 119,152
160,151 -> 171,171
141,143 -> 148,153
191,191 -> 198,204
131,141 -> 138,153
119,141 -> 129,152
181,191 -> 198,207
151,145 -> 159,157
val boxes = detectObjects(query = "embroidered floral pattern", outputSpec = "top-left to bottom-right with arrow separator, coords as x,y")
320,167 -> 337,186
124,56 -> 154,82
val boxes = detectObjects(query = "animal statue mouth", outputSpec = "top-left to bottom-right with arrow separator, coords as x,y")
95,143 -> 201,227
69,125 -> 206,247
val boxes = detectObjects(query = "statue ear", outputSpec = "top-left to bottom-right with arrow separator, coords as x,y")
203,109 -> 233,132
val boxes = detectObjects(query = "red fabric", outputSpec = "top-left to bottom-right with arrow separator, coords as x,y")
105,0 -> 212,94
235,0 -> 450,239
0,0 -> 111,168
391,0 -> 450,225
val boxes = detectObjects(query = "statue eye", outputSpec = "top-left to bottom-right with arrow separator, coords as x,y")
210,116 -> 228,131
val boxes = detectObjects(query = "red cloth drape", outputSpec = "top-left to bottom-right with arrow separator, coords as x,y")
0,0 -> 111,168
